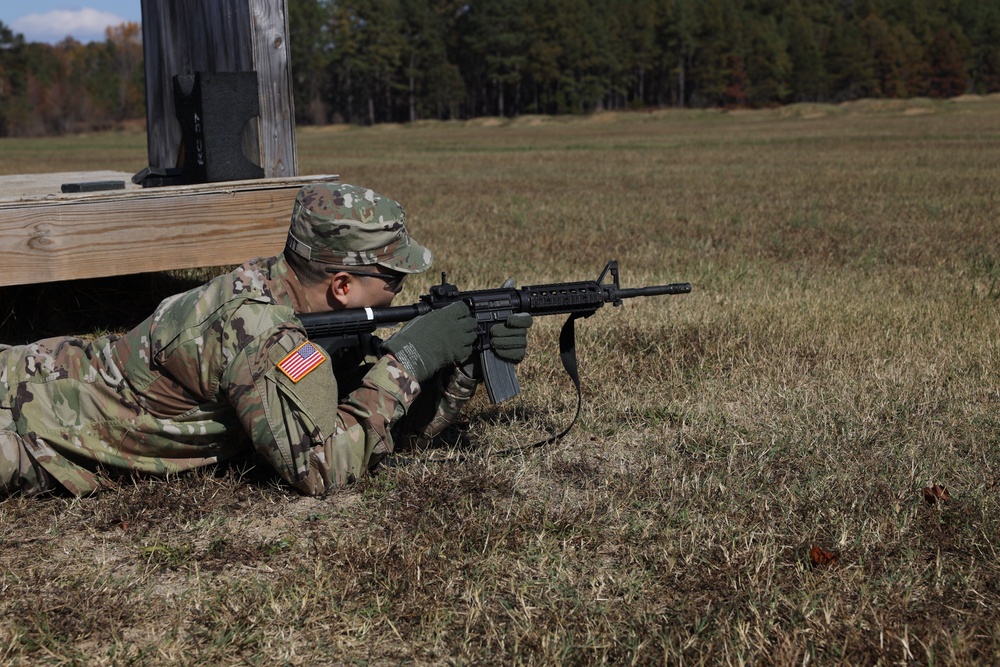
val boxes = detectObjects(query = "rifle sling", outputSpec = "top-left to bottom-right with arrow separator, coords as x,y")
551,312 -> 586,443
488,312 -> 585,455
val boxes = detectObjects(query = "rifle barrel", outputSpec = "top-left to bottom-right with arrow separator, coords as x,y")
298,303 -> 428,338
617,283 -> 692,299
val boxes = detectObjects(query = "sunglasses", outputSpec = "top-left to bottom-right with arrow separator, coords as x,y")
325,267 -> 406,294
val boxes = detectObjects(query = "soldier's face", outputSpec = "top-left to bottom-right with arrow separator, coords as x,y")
346,274 -> 397,309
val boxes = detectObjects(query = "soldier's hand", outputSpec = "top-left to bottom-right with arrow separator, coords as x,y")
381,302 -> 477,383
490,313 -> 532,363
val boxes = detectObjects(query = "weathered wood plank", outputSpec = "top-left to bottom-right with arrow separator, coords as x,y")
0,174 -> 335,286
0,172 -> 139,199
249,0 -> 297,178
140,0 -> 297,179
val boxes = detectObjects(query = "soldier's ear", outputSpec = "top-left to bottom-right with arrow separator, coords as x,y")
328,271 -> 352,307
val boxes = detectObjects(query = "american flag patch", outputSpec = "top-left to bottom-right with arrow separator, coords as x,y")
277,341 -> 326,382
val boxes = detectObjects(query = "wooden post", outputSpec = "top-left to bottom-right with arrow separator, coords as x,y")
141,0 -> 297,179
0,1 -> 320,289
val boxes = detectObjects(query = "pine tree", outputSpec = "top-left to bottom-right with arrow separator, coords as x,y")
783,0 -> 826,102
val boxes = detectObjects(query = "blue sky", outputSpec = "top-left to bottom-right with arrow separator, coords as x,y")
4,2 -> 143,44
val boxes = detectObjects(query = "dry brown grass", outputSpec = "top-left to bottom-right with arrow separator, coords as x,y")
2,98 -> 999,665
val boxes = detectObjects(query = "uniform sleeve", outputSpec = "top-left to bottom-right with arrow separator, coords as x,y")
221,326 -> 421,495
391,365 -> 479,451
334,333 -> 479,451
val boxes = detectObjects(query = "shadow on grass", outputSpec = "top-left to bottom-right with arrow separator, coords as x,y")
0,271 -> 213,343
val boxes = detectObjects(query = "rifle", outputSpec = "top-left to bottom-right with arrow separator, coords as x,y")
299,260 -> 690,440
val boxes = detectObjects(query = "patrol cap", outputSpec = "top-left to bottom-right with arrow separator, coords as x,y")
285,183 -> 433,274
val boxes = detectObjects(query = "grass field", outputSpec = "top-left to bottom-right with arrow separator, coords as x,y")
1,96 -> 999,665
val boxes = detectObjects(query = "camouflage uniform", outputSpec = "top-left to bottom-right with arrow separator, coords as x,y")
0,184 -> 476,498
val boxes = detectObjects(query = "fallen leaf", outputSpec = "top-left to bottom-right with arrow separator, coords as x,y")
922,484 -> 951,504
808,544 -> 838,567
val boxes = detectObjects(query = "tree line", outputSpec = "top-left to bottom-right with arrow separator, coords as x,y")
0,21 -> 143,137
289,0 -> 1000,124
2,0 -> 999,136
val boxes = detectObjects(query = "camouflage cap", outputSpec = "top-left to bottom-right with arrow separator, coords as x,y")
285,183 -> 432,273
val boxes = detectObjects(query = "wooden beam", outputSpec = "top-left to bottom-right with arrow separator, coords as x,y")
0,173 -> 336,287
140,0 -> 297,178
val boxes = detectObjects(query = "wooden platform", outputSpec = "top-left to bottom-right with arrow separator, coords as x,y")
0,172 -> 337,287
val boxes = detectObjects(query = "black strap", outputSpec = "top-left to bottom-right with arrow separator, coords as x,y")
486,313 -> 585,456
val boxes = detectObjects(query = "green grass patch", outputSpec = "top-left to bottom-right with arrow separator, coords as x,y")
2,97 -> 999,664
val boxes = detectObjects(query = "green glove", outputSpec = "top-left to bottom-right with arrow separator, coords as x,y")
490,313 -> 533,363
382,302 -> 478,383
